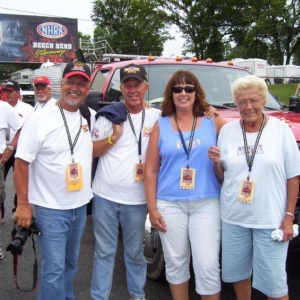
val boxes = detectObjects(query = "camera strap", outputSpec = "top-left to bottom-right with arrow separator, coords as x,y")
13,235 -> 38,292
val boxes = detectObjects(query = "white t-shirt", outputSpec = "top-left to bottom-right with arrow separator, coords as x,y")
218,117 -> 300,228
15,104 -> 93,209
92,108 -> 161,205
0,101 -> 23,153
33,97 -> 57,111
8,100 -> 34,143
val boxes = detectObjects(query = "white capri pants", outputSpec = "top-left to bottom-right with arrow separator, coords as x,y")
157,198 -> 221,295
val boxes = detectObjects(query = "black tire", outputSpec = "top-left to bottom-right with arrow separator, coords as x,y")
144,228 -> 165,280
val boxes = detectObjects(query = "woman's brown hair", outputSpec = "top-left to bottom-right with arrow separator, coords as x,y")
161,70 -> 210,117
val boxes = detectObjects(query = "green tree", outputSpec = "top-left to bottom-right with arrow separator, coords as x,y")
227,0 -> 300,65
78,32 -> 92,41
155,0 -> 255,60
91,0 -> 172,55
155,0 -> 300,64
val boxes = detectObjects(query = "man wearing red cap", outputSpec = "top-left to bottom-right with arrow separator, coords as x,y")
14,62 -> 94,300
33,76 -> 56,110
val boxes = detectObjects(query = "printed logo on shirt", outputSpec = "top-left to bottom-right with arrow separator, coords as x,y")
92,128 -> 99,139
143,126 -> 153,137
81,124 -> 89,132
176,139 -> 201,149
237,144 -> 264,156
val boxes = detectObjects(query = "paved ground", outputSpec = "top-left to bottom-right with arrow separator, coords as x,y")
1,170 -> 300,299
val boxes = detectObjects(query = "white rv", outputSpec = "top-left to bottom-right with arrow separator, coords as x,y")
230,58 -> 269,83
266,65 -> 300,84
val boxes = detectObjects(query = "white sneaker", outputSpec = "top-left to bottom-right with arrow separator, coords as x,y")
0,247 -> 4,260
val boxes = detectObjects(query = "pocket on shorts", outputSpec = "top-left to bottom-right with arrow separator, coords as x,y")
156,200 -> 167,212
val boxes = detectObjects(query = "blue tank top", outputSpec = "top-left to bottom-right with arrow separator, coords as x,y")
157,116 -> 220,201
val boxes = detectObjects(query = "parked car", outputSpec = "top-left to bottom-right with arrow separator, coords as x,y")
288,75 -> 300,83
87,55 -> 300,280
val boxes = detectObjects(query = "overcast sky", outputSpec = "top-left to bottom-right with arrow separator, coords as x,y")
0,1 -> 184,57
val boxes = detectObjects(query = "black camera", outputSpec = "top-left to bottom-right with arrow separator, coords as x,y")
6,218 -> 42,255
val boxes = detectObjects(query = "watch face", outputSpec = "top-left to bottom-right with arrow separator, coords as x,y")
8,145 -> 15,151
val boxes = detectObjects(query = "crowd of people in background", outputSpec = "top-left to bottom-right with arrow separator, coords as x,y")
0,63 -> 300,300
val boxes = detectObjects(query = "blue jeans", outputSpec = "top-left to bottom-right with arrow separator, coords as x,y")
91,194 -> 147,300
35,205 -> 87,300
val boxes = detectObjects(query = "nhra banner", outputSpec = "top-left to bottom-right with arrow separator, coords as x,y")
0,14 -> 78,63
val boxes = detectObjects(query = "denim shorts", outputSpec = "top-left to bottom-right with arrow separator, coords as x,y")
222,222 -> 289,298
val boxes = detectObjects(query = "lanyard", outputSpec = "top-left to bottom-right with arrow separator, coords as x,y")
174,114 -> 197,169
126,108 -> 145,163
242,113 -> 266,180
34,101 -> 46,111
58,101 -> 82,162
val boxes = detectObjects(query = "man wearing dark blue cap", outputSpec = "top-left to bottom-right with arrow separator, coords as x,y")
91,64 -> 161,300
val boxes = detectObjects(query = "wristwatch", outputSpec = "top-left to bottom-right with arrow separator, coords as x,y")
7,145 -> 15,151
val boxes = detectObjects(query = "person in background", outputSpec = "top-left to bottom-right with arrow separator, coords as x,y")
295,83 -> 300,97
3,80 -> 33,216
0,81 -> 7,101
33,76 -> 56,110
0,101 -> 22,260
14,62 -> 93,300
209,75 -> 300,300
145,70 -> 226,300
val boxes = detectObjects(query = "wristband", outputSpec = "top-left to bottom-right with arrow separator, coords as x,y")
285,212 -> 295,219
107,135 -> 114,145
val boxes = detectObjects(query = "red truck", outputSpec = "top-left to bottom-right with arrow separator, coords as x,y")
86,56 -> 300,280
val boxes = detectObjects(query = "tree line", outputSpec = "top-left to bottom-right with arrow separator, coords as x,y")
91,0 -> 300,65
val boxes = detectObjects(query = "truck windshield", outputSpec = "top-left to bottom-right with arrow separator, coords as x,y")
92,63 -> 282,111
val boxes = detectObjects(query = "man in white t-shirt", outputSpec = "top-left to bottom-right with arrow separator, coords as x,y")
14,62 -> 93,300
33,75 -> 56,110
0,101 -> 23,259
91,64 -> 161,300
3,80 -> 33,217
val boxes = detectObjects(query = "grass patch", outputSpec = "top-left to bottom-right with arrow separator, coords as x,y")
268,83 -> 298,105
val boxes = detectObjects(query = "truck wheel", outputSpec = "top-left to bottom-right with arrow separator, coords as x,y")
144,219 -> 165,280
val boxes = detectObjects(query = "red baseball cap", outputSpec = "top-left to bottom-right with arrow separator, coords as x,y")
62,62 -> 91,81
34,76 -> 51,86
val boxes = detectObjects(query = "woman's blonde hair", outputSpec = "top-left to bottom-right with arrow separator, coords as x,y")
232,75 -> 268,105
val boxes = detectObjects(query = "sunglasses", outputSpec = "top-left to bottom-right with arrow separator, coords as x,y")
172,86 -> 196,94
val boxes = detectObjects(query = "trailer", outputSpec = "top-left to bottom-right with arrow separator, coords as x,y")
230,58 -> 269,83
266,65 -> 300,84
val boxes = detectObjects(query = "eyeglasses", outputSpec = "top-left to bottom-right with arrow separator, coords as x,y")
172,86 -> 196,94
237,99 -> 261,107
64,80 -> 89,88
3,89 -> 15,94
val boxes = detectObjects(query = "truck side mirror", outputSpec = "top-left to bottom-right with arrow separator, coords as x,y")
289,96 -> 300,112
85,91 -> 103,112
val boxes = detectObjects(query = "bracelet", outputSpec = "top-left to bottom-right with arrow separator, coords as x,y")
285,212 -> 295,219
107,135 -> 114,145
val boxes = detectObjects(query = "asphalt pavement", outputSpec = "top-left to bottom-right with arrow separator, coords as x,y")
1,170 -> 300,300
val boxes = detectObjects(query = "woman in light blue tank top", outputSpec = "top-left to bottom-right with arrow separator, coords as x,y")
145,70 -> 227,300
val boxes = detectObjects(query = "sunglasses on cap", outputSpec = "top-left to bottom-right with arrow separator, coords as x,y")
172,86 -> 196,94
